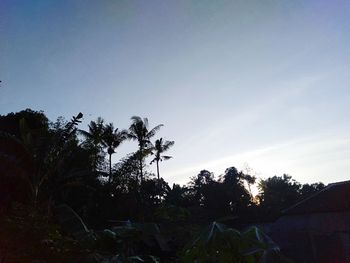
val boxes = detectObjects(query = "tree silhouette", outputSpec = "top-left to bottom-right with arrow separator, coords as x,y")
0,112 -> 84,208
219,167 -> 252,214
79,117 -> 105,170
257,174 -> 301,220
102,123 -> 127,181
189,170 -> 215,206
300,182 -> 325,199
0,109 -> 324,263
150,138 -> 174,180
127,116 -> 163,184
242,173 -> 256,200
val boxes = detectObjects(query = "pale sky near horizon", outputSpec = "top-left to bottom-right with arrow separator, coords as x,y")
1,0 -> 350,186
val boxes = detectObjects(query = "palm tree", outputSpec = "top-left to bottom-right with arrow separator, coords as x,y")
150,138 -> 174,180
127,116 -> 163,183
79,117 -> 105,170
102,123 -> 127,182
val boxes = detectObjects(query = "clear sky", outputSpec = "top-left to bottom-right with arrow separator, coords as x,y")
1,0 -> 350,186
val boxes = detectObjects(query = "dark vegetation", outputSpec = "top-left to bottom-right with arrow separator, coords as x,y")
0,109 -> 325,262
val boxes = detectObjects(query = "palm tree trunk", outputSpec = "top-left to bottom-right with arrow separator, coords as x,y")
139,158 -> 143,183
109,153 -> 112,183
156,160 -> 160,180
138,146 -> 144,184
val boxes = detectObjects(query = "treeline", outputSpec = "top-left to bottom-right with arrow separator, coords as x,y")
0,109 -> 324,262
0,109 -> 324,223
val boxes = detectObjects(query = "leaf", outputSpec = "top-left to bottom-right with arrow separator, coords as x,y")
54,204 -> 92,240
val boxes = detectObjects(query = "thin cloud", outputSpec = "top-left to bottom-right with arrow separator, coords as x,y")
166,132 -> 350,185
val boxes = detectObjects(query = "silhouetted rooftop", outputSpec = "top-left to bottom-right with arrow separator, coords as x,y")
283,180 -> 350,215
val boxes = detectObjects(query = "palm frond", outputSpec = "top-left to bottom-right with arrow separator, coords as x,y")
77,129 -> 92,139
161,156 -> 172,161
162,140 -> 175,151
147,124 -> 164,138
143,117 -> 149,128
130,116 -> 142,124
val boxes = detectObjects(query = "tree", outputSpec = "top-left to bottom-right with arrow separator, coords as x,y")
79,117 -> 105,170
0,108 -> 49,138
0,112 -> 84,208
127,116 -> 163,184
218,167 -> 252,215
257,174 -> 301,220
241,165 -> 257,200
150,138 -> 174,180
300,182 -> 325,199
102,123 -> 127,181
113,153 -> 141,193
141,178 -> 170,207
165,184 -> 190,207
188,170 -> 215,206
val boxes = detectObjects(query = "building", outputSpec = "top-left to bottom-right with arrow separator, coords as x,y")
269,180 -> 350,263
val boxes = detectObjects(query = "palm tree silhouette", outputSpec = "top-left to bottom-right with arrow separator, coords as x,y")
102,123 -> 127,182
79,117 -> 105,170
150,138 -> 174,180
127,116 -> 163,184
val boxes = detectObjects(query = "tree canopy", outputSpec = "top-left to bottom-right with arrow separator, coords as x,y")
0,109 -> 324,262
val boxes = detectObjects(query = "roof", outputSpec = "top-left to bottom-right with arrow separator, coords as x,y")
283,180 -> 350,215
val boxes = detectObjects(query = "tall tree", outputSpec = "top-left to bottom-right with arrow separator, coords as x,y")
127,116 -> 163,183
102,123 -> 127,181
219,167 -> 252,214
0,112 -> 84,208
150,138 -> 174,180
189,170 -> 215,206
79,117 -> 105,170
257,174 -> 301,220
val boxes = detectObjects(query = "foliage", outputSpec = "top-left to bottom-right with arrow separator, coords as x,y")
154,204 -> 190,223
102,122 -> 127,180
257,174 -> 325,220
181,222 -> 293,263
127,116 -> 163,183
300,182 -> 325,198
150,138 -> 174,180
186,168 -> 254,221
0,203 -> 83,263
0,112 -> 85,207
85,221 -> 167,263
0,109 -> 325,262
54,204 -> 94,241
79,117 -> 107,171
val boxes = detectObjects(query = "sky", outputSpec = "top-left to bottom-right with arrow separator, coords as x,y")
1,0 -> 350,187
